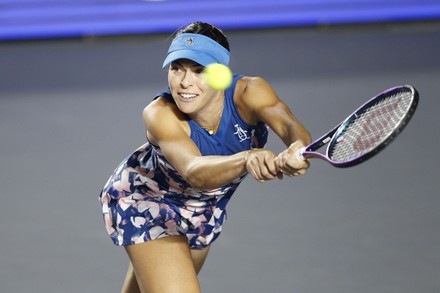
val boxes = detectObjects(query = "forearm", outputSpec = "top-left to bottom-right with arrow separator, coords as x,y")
182,151 -> 249,190
280,120 -> 312,148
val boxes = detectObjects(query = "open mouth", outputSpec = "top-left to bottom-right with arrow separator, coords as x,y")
179,93 -> 198,100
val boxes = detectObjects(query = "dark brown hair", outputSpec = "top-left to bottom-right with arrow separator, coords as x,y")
176,21 -> 230,52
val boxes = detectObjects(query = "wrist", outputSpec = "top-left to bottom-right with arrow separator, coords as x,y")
244,148 -> 263,163
244,149 -> 252,162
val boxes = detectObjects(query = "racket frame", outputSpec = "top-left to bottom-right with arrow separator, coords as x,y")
300,85 -> 419,168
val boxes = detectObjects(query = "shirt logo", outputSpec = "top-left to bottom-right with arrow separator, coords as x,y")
184,37 -> 195,46
234,124 -> 250,142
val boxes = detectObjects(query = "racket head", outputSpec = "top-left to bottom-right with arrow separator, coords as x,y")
325,85 -> 419,167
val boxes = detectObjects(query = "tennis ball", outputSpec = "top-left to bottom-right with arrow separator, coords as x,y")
203,63 -> 233,91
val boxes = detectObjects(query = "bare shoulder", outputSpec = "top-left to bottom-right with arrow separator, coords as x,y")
237,76 -> 277,104
144,97 -> 175,121
241,76 -> 272,89
237,75 -> 269,91
235,76 -> 280,123
143,97 -> 190,144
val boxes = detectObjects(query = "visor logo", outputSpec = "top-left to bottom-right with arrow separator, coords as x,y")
184,37 -> 195,46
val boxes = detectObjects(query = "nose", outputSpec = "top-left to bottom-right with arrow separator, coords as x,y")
180,71 -> 193,88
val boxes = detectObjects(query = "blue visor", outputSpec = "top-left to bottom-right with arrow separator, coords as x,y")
162,33 -> 230,68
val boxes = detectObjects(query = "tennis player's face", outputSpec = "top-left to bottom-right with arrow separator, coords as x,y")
168,59 -> 218,115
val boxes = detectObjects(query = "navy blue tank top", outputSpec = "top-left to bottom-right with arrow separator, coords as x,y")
156,74 -> 269,155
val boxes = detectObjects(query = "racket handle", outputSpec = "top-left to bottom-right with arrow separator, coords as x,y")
296,147 -> 306,161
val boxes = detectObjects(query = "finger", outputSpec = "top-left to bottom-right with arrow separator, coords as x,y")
276,171 -> 284,180
259,164 -> 276,180
246,160 -> 258,179
265,155 -> 278,177
247,160 -> 268,182
285,157 -> 310,170
273,156 -> 280,171
251,152 -> 278,180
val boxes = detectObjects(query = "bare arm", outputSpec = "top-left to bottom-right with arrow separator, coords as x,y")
144,98 -> 250,190
145,76 -> 311,189
238,77 -> 312,177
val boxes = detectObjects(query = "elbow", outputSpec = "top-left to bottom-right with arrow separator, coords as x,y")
183,170 -> 219,191
184,171 -> 214,190
180,157 -> 226,191
181,164 -> 209,191
186,178 -> 207,191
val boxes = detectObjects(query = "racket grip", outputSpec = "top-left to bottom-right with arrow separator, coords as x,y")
296,147 -> 306,161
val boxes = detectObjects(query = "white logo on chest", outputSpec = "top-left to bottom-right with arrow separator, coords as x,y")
234,124 -> 250,142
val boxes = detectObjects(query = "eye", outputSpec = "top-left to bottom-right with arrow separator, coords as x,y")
195,68 -> 204,74
169,62 -> 184,72
170,65 -> 180,71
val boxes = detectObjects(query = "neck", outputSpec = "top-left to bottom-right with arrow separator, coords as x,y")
194,92 -> 224,135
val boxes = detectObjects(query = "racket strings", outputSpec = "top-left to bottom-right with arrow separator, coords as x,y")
330,90 -> 413,162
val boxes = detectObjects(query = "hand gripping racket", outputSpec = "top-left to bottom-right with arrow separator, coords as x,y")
297,85 -> 419,168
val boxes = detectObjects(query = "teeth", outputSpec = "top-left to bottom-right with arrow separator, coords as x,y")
180,93 -> 197,99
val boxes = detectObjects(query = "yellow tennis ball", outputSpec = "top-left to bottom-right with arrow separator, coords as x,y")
203,63 -> 233,90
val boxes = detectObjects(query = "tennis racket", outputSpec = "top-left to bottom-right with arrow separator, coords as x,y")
297,85 -> 419,168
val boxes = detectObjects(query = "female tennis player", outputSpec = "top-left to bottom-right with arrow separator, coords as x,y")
99,21 -> 311,293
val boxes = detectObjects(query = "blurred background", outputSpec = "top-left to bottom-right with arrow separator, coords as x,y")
1,1 -> 439,292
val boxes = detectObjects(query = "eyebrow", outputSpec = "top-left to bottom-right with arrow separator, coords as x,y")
171,60 -> 204,69
171,61 -> 183,67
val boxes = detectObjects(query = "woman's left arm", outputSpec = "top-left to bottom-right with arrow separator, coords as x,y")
239,76 -> 312,176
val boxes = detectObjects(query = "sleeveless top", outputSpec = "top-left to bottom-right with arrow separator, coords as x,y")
158,74 -> 268,156
147,74 -> 268,196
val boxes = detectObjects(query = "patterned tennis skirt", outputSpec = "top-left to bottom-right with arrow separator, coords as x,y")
99,143 -> 238,249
